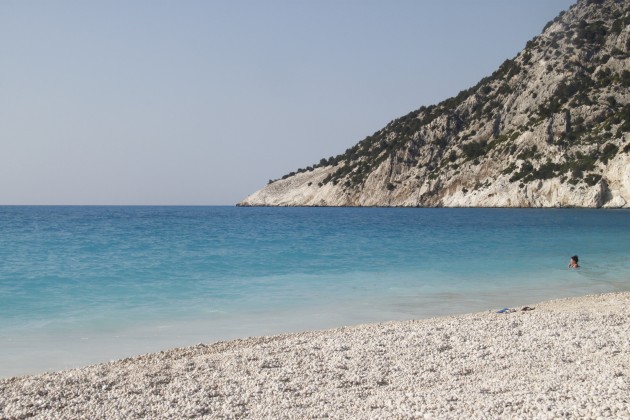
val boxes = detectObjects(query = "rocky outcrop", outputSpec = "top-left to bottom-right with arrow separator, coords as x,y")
240,0 -> 630,208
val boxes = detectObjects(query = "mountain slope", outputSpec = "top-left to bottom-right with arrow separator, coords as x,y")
239,0 -> 630,208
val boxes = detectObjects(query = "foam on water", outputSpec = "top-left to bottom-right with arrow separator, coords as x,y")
1,206 -> 629,377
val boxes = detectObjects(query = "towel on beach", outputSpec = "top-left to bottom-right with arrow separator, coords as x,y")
496,308 -> 515,314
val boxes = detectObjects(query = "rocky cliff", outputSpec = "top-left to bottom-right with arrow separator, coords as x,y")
239,0 -> 630,208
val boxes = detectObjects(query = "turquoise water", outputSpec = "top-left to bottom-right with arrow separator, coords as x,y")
1,206 -> 629,377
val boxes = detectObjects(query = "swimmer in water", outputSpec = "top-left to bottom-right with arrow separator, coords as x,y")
568,255 -> 579,269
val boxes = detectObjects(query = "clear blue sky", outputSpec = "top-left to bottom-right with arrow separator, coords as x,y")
1,0 -> 575,205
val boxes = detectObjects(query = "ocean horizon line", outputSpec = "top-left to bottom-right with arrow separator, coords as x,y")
2,203 -> 630,210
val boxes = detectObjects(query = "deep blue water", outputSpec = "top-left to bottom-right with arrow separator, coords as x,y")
1,206 -> 629,377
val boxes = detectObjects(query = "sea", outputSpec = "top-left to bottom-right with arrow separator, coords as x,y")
1,206 -> 629,378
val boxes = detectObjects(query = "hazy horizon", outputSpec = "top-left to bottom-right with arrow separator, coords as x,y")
1,0 -> 575,205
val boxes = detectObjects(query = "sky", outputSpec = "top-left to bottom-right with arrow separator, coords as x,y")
0,0 -> 575,205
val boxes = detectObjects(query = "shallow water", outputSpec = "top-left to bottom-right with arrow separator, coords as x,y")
1,206 -> 629,377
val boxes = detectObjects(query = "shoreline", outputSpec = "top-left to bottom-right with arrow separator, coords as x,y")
1,291 -> 629,418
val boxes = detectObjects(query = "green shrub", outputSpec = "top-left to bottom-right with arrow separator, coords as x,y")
510,161 -> 534,182
611,19 -> 624,34
517,146 -> 538,161
502,163 -> 517,175
584,174 -> 602,186
574,19 -> 607,48
600,143 -> 619,163
461,140 -> 488,160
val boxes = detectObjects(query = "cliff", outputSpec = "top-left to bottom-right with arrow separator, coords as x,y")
240,0 -> 630,208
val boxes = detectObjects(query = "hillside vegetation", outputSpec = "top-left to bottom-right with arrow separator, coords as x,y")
240,0 -> 630,207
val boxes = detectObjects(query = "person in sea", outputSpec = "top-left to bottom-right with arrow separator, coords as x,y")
568,255 -> 580,269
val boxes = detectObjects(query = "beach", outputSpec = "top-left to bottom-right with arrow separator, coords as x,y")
1,292 -> 629,419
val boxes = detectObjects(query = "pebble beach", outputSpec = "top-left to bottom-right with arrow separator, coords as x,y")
1,292 -> 629,419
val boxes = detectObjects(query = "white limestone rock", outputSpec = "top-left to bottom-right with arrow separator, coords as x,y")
239,0 -> 630,208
